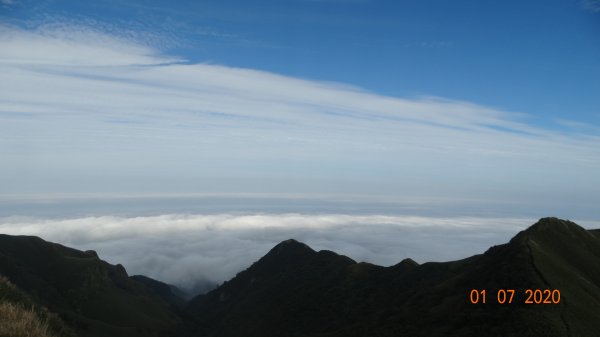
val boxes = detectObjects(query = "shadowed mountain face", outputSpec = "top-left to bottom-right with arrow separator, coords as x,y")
509,219 -> 600,336
0,235 -> 181,337
1,217 -> 600,337
184,218 -> 600,337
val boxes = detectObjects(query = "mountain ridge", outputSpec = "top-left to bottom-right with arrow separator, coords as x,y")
2,217 -> 600,337
184,217 -> 600,337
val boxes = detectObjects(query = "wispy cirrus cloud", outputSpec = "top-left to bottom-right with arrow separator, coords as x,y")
0,23 -> 180,66
0,22 -> 599,216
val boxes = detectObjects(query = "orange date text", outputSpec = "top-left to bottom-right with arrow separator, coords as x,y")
468,289 -> 560,304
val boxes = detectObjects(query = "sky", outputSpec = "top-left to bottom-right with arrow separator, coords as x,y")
1,0 -> 599,292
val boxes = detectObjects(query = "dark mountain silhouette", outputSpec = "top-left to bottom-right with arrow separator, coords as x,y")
1,217 -> 600,337
0,234 -> 181,337
184,217 -> 600,337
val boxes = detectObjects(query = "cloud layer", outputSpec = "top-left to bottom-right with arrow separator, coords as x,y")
0,213 -> 542,292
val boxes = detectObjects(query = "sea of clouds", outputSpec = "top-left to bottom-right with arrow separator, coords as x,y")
0,213 -> 544,295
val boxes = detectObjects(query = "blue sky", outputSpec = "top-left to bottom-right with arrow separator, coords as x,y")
1,0 -> 599,218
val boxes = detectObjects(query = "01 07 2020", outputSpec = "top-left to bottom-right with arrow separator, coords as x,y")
468,289 -> 561,304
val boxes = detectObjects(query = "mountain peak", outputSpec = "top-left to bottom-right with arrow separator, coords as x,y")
529,217 -> 580,231
397,258 -> 418,267
268,239 -> 315,256
391,258 -> 418,272
509,217 -> 593,247
248,239 -> 317,271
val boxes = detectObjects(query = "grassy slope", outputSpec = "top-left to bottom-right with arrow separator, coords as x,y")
0,274 -> 75,337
